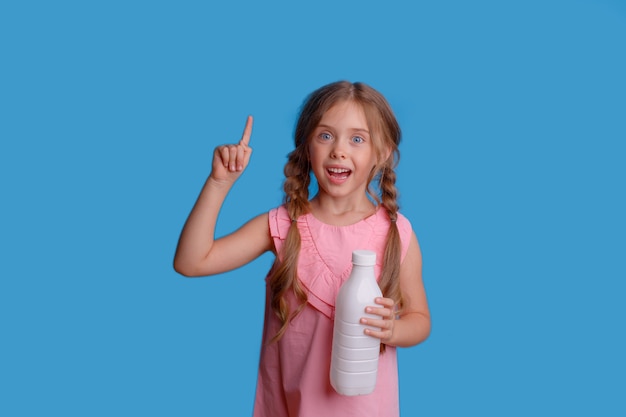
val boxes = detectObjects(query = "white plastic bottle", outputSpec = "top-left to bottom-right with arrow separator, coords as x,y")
330,249 -> 383,396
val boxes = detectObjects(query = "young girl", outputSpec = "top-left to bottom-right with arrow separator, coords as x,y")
174,81 -> 430,417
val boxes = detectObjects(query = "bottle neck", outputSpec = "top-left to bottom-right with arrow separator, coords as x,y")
351,264 -> 374,277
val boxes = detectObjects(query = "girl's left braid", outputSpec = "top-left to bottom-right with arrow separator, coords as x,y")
379,164 -> 403,311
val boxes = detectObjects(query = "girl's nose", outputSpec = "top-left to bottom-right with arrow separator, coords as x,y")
330,140 -> 348,159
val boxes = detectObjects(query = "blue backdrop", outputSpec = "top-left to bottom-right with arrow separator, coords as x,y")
1,0 -> 624,415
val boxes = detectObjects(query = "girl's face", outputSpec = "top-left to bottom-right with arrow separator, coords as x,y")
309,100 -> 378,203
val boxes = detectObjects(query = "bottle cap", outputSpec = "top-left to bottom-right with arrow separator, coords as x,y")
352,250 -> 376,266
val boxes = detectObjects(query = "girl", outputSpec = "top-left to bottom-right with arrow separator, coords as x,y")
174,81 -> 430,417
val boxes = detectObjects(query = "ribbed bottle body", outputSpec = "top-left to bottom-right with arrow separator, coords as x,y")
330,250 -> 382,396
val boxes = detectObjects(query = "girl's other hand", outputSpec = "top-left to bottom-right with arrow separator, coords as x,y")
361,297 -> 396,344
210,115 -> 254,185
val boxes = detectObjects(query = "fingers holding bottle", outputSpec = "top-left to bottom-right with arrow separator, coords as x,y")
361,297 -> 396,343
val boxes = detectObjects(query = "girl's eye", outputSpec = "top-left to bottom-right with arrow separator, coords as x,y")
320,133 -> 332,141
352,136 -> 365,144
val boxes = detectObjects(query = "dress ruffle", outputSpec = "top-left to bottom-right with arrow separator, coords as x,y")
269,205 -> 413,320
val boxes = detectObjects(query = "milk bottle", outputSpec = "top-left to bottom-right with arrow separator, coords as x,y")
330,250 -> 382,395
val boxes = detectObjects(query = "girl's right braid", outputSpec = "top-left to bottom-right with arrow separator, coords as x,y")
269,149 -> 310,342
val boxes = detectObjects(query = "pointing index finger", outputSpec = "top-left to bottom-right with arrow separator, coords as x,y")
239,115 -> 253,147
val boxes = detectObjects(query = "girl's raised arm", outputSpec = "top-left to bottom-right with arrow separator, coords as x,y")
173,116 -> 273,277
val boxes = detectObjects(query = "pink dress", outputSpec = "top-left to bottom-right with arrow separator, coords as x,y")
253,205 -> 413,417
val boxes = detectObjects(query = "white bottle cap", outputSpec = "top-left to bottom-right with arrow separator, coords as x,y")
352,250 -> 376,266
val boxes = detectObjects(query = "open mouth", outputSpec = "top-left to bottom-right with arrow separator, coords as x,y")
327,167 -> 351,180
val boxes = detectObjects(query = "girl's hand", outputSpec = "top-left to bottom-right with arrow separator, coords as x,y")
361,297 -> 396,344
209,115 -> 253,185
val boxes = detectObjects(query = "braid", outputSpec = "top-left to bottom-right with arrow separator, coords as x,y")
283,146 -> 311,220
268,147 -> 310,343
378,165 -> 403,313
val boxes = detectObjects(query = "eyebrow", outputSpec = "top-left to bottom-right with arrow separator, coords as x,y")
317,124 -> 370,134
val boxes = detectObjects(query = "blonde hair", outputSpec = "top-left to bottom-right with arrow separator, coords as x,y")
269,81 -> 403,343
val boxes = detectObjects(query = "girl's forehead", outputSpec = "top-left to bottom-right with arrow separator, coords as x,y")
325,99 -> 364,113
319,101 -> 368,123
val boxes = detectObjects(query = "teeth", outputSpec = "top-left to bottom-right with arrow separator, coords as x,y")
328,168 -> 350,173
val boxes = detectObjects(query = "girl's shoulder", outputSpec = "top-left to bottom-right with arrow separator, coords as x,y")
374,206 -> 413,234
394,210 -> 413,234
268,205 -> 291,240
269,204 -> 289,219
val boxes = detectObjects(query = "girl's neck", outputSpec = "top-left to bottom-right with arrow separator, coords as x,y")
309,195 -> 377,226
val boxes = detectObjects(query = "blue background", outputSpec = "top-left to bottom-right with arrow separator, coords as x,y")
1,0 -> 625,415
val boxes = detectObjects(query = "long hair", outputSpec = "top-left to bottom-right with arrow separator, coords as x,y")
268,81 -> 403,343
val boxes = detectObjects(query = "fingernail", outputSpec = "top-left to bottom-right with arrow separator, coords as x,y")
366,307 -> 372,313
361,318 -> 368,324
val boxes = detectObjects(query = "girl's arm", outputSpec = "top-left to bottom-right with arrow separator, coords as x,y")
363,232 -> 431,347
173,116 -> 273,277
